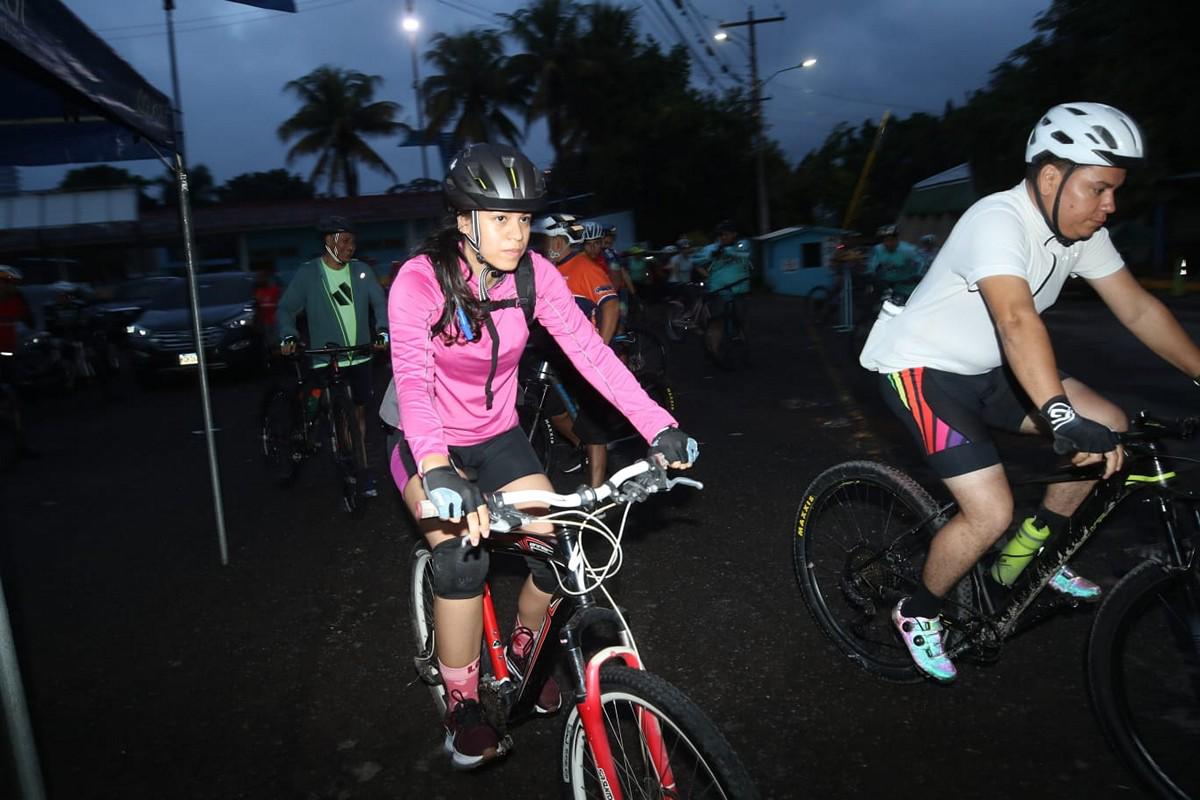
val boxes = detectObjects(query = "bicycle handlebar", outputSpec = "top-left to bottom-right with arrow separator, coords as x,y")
301,343 -> 376,357
417,457 -> 703,532
1053,412 -> 1200,456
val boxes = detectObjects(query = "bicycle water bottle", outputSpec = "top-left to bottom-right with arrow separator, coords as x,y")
989,516 -> 1051,587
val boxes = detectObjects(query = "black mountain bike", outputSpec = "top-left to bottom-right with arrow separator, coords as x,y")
408,458 -> 759,799
516,343 -> 676,480
664,279 -> 750,370
792,411 -> 1200,799
260,343 -> 373,516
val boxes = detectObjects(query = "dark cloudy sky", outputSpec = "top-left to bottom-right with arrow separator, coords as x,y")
22,0 -> 1052,193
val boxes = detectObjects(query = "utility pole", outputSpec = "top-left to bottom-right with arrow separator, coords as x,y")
719,7 -> 785,235
403,0 -> 429,180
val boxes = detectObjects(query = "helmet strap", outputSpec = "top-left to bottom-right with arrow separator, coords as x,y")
324,233 -> 349,266
1032,162 -> 1079,247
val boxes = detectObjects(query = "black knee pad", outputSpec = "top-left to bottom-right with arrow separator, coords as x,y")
429,538 -> 490,600
525,555 -> 559,594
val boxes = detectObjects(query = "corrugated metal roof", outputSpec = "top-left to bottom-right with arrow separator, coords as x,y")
912,163 -> 972,190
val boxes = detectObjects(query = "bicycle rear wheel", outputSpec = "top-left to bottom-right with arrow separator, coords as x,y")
793,460 -> 974,683
409,541 -> 448,716
329,387 -> 365,516
260,384 -> 302,486
623,326 -> 668,383
559,664 -> 759,800
1087,559 -> 1200,799
664,301 -> 688,343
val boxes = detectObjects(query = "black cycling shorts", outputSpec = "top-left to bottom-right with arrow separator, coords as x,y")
389,425 -> 543,494
878,366 -> 1052,479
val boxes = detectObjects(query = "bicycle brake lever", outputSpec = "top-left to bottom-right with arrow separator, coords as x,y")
665,476 -> 704,491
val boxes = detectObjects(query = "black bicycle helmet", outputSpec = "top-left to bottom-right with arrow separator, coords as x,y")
444,143 -> 546,212
316,216 -> 355,236
714,219 -> 738,235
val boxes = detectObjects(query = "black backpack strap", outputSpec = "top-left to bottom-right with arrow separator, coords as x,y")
481,252 -> 536,325
514,251 -> 536,327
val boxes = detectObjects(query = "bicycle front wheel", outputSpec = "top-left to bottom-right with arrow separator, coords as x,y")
1087,559 -> 1200,799
260,384 -> 302,486
329,387 -> 365,516
793,460 -> 973,683
409,541 -> 448,717
560,665 -> 759,800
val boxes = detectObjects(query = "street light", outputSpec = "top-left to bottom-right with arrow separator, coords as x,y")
399,5 -> 428,179
716,9 -> 809,234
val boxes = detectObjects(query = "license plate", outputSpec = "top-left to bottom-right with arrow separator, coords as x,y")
178,352 -> 199,366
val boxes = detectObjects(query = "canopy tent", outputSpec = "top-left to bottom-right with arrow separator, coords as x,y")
2,3 -> 216,799
0,0 -> 175,165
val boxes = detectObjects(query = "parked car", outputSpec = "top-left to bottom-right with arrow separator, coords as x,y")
126,272 -> 264,378
91,277 -> 179,343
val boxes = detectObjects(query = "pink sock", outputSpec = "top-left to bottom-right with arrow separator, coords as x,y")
439,657 -> 480,706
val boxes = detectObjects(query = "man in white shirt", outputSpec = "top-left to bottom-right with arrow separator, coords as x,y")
860,103 -> 1200,682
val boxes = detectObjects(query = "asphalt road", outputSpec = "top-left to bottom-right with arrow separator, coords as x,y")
2,289 -> 1197,799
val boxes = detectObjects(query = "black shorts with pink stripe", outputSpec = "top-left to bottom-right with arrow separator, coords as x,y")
878,366 -> 1042,479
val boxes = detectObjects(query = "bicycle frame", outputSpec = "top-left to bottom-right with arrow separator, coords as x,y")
941,418 -> 1200,652
474,523 -> 674,799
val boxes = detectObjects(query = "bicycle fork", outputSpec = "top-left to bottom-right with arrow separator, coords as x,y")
571,640 -> 678,800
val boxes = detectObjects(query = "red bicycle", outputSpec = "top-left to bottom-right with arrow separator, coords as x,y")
408,458 -> 759,799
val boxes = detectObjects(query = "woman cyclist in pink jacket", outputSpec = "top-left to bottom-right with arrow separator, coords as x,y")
386,143 -> 698,769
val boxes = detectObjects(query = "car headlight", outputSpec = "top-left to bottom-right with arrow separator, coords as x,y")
127,324 -> 152,337
222,311 -> 255,330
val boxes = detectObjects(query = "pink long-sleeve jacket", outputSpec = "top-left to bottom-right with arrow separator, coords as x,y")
388,250 -> 677,468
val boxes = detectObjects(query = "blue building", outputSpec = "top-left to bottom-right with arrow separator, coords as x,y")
754,226 -> 847,296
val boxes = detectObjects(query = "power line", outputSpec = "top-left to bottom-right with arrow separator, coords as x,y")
103,0 -> 356,42
679,0 -> 739,84
646,0 -> 718,84
433,0 -> 502,26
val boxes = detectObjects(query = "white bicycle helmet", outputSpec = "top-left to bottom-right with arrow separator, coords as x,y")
581,221 -> 606,241
1025,102 -> 1144,168
535,213 -> 583,244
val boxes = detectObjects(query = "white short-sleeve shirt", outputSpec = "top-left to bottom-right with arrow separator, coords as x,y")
859,182 -> 1125,375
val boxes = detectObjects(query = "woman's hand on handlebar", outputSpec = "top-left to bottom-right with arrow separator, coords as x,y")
649,427 -> 699,469
422,466 -> 491,545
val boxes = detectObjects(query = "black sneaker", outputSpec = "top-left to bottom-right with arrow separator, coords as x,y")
443,692 -> 501,770
505,626 -> 562,714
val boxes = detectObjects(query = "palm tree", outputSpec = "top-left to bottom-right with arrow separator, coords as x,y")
277,66 -> 402,197
504,0 -> 580,162
422,30 -> 526,146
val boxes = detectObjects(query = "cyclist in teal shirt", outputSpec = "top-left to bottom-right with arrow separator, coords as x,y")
692,219 -> 751,360
278,216 -> 389,495
867,224 -> 924,301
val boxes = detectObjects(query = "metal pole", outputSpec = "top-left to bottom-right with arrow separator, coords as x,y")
0,571 -> 46,800
749,6 -> 769,235
164,0 -> 185,162
165,0 -> 230,565
409,36 -> 429,180
406,0 -> 429,180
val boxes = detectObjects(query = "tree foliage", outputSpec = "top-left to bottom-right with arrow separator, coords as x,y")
422,29 -> 526,146
218,169 -> 314,204
277,65 -> 402,197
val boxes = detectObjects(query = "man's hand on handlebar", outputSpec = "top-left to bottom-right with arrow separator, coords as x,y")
280,336 -> 297,356
1040,396 -> 1124,478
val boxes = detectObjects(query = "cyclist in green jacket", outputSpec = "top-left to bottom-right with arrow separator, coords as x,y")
278,216 -> 389,495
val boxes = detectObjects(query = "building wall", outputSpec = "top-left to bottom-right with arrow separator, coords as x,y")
761,230 -> 842,296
